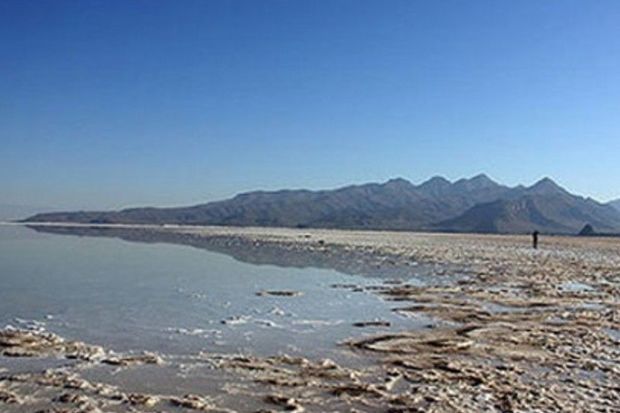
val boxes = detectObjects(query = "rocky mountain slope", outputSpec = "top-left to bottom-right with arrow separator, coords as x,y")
436,179 -> 620,234
24,175 -> 620,234
608,199 -> 620,213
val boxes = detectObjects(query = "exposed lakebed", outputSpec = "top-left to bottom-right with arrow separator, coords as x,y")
0,225 -> 439,412
1,224 -> 618,412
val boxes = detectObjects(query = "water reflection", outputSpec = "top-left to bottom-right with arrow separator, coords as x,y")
2,225 -> 431,359
27,225 -> 437,280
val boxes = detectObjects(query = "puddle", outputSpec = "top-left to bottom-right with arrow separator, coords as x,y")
559,281 -> 595,293
606,328 -> 620,341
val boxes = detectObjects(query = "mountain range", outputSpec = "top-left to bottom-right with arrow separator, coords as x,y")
23,175 -> 620,234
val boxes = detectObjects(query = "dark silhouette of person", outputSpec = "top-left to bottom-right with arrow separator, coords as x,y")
532,230 -> 539,249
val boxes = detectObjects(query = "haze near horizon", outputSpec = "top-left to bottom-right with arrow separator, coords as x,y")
2,0 -> 620,210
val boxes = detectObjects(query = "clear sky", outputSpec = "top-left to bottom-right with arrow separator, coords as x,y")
1,0 -> 619,210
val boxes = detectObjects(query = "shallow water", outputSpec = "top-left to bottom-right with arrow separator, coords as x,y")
559,281 -> 595,293
0,225 -> 428,361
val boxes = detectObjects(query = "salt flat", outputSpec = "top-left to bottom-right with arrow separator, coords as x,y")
1,224 -> 619,412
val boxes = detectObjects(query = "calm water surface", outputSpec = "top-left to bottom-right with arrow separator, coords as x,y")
0,225 -> 427,360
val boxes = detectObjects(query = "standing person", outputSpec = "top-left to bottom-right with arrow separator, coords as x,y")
532,230 -> 539,249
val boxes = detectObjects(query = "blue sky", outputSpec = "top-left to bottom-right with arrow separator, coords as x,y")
1,0 -> 619,210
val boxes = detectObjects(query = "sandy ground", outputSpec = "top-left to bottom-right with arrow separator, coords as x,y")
1,224 -> 619,412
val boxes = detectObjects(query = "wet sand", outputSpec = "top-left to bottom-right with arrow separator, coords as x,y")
2,224 -> 619,412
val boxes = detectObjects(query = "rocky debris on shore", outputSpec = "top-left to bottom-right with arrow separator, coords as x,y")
0,328 -> 167,369
221,315 -> 250,325
0,367 -> 239,413
169,394 -> 214,411
351,321 -> 391,328
2,229 -> 620,412
194,231 -> 620,412
102,352 -> 164,367
256,290 -> 303,297
126,392 -> 159,407
262,394 -> 304,412
0,329 -> 105,361
0,388 -> 21,404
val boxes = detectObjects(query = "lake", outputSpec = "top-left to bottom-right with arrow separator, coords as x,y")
0,225 -> 437,386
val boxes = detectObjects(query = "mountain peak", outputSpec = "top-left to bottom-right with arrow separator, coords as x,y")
535,177 -> 555,185
528,177 -> 567,195
419,176 -> 451,188
385,177 -> 410,184
470,173 -> 495,184
453,173 -> 499,191
383,177 -> 414,190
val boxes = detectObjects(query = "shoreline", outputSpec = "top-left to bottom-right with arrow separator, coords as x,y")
5,220 -> 619,238
1,224 -> 619,412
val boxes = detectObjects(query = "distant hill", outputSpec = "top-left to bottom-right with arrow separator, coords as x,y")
24,175 -> 620,234
609,199 -> 620,213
